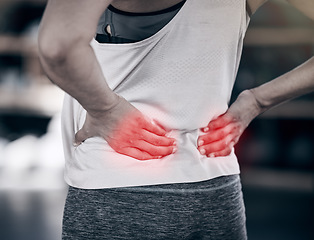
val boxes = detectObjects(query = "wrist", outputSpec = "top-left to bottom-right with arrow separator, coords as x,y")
235,89 -> 266,120
246,89 -> 269,116
86,93 -> 123,117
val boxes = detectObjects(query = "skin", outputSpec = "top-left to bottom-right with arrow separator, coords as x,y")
38,0 -> 314,160
197,0 -> 314,158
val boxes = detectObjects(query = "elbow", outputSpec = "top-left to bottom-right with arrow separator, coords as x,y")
38,29 -> 91,66
38,30 -> 68,64
38,20 -> 94,64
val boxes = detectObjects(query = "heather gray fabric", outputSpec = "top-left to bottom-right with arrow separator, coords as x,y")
62,174 -> 247,240
96,1 -> 185,43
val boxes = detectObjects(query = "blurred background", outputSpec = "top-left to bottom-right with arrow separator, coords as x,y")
0,0 -> 313,239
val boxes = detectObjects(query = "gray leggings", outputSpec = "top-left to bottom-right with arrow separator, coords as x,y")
62,175 -> 247,240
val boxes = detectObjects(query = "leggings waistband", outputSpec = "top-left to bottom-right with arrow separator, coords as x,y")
69,174 -> 240,194
115,174 -> 240,193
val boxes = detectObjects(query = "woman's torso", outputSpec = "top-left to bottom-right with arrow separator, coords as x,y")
62,0 -> 249,189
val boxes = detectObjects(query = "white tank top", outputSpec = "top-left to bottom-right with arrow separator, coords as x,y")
62,0 -> 250,189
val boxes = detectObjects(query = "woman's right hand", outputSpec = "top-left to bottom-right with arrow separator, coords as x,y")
74,96 -> 177,160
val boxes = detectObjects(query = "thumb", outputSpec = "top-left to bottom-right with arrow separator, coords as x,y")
74,127 -> 89,147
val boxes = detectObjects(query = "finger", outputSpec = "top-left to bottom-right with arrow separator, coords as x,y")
115,147 -> 159,161
207,144 -> 234,158
151,119 -> 172,132
201,114 -> 233,132
131,139 -> 177,157
198,124 -> 235,146
198,134 -> 234,156
74,127 -> 91,146
139,117 -> 167,136
110,127 -> 176,150
139,130 -> 176,146
117,147 -> 154,160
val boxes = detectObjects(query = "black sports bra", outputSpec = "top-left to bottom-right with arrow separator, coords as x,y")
95,0 -> 186,44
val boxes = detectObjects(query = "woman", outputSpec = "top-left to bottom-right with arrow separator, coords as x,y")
38,0 -> 314,239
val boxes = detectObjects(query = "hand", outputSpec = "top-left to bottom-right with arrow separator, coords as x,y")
197,90 -> 262,158
75,95 -> 177,160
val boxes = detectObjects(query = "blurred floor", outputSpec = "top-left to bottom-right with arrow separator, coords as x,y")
0,168 -> 313,240
244,187 -> 313,240
0,189 -> 67,240
242,168 -> 314,240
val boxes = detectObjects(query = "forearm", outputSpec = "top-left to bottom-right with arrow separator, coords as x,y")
249,56 -> 314,114
38,0 -> 117,113
198,56 -> 314,157
39,42 -> 118,113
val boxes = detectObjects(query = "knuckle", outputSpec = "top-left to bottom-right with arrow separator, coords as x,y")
216,150 -> 230,157
210,123 -> 218,129
137,130 -> 145,139
146,146 -> 157,155
233,124 -> 240,131
222,148 -> 232,156
154,136 -> 170,146
135,116 -> 145,127
151,135 -> 162,145
151,138 -> 158,145
220,129 -> 227,136
202,134 -> 212,143
226,149 -> 232,155
220,141 -> 229,150
155,139 -> 162,145
226,134 -> 234,142
219,142 -> 226,149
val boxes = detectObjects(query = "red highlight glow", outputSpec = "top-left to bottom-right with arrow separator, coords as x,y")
107,111 -> 177,161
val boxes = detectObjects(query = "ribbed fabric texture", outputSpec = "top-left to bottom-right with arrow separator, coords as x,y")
62,0 -> 250,189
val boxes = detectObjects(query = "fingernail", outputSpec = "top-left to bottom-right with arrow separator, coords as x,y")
200,148 -> 206,155
198,140 -> 204,146
73,142 -> 80,147
209,153 -> 215,158
172,141 -> 177,146
203,127 -> 209,132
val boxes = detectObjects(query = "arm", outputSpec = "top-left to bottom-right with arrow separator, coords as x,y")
251,57 -> 314,113
38,0 -> 117,112
38,0 -> 176,160
197,0 -> 314,157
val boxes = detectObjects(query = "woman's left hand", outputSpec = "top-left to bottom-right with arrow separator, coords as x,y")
197,90 -> 262,158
